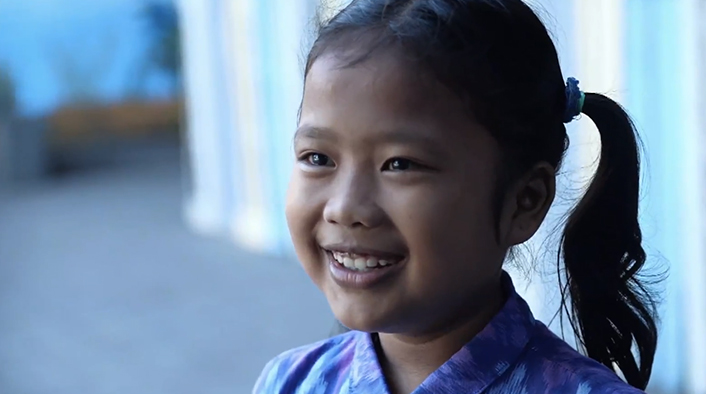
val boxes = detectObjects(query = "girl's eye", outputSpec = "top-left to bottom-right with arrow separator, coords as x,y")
383,158 -> 420,171
304,152 -> 333,167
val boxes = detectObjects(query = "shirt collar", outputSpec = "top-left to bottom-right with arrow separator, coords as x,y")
349,271 -> 536,393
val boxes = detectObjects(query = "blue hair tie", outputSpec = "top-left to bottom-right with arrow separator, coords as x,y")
563,77 -> 585,123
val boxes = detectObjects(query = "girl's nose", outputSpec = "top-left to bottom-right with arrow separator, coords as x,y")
322,174 -> 384,229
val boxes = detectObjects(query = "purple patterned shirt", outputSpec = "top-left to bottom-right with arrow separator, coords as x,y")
253,274 -> 645,393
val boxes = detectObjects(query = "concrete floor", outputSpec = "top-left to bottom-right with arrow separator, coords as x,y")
0,143 -> 333,394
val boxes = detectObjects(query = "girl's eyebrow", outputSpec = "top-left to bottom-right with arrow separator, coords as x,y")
377,129 -> 443,151
294,124 -> 446,155
293,125 -> 337,143
369,128 -> 448,159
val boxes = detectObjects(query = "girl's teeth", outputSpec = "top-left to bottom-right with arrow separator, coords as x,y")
331,251 -> 399,271
342,257 -> 354,268
354,258 -> 367,270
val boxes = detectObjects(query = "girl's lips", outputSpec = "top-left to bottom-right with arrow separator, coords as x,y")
326,250 -> 407,289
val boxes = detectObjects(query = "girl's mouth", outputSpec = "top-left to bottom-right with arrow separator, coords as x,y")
328,250 -> 403,272
323,249 -> 407,289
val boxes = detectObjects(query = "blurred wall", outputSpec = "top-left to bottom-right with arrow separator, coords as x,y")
177,1 -> 706,393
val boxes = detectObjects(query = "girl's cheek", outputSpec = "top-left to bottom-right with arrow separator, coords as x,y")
286,176 -> 322,234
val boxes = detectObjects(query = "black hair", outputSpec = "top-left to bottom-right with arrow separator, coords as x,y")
309,0 -> 658,389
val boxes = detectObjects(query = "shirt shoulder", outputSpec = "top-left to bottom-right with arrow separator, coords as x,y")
252,331 -> 360,394
497,323 -> 646,394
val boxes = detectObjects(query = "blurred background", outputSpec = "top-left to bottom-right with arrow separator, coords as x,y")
0,0 -> 703,393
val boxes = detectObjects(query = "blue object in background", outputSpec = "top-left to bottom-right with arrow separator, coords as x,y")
0,0 -> 177,117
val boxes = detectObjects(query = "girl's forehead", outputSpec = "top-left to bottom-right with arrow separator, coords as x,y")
303,52 -> 463,120
300,52 -> 492,155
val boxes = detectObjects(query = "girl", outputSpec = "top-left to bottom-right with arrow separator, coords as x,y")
255,0 -> 659,393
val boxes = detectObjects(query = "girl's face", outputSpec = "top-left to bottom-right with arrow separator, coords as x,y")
286,52 -> 512,335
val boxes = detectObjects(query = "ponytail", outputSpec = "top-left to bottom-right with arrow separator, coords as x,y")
560,93 -> 658,389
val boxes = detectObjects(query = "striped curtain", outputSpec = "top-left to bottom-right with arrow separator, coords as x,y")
178,0 -> 317,256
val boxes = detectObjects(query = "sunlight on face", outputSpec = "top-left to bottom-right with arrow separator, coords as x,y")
285,51 -> 507,335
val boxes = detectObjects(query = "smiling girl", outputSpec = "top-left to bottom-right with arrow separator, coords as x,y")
253,0 -> 659,393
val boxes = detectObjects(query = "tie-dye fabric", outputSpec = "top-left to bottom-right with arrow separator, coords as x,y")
253,273 -> 645,393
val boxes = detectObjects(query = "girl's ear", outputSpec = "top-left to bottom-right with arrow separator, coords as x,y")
497,162 -> 556,247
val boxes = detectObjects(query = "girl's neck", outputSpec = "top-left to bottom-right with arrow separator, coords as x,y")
374,282 -> 505,394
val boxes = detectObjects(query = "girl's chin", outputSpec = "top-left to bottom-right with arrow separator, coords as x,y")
330,309 -> 388,333
323,282 -> 412,333
329,305 -> 404,334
